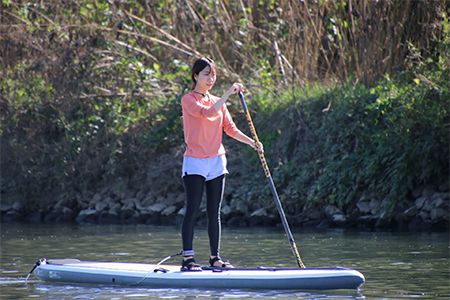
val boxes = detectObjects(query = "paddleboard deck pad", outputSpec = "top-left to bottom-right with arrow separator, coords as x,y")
32,258 -> 365,290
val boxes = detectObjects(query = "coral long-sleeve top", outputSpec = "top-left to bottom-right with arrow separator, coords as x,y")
181,91 -> 239,158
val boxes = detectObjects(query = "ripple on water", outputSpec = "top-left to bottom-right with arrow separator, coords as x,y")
1,270 -> 19,274
0,277 -> 38,285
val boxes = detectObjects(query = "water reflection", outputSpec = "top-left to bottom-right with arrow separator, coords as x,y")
1,224 -> 449,299
28,284 -> 365,299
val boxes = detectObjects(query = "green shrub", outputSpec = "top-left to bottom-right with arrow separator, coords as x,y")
246,61 -> 449,215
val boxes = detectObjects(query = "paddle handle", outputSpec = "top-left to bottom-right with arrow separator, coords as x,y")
238,92 -> 305,269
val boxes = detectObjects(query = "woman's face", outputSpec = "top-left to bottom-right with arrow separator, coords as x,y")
195,65 -> 216,92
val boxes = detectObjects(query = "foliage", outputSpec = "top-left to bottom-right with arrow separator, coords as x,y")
0,1 -> 448,216
243,54 -> 449,215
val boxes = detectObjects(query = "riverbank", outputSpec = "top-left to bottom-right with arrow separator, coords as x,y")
2,15 -> 449,232
2,177 -> 448,231
2,66 -> 449,231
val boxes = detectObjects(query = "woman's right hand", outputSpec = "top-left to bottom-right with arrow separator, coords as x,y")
218,83 -> 245,111
226,83 -> 245,97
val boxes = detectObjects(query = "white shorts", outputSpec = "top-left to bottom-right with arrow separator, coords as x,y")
182,155 -> 228,181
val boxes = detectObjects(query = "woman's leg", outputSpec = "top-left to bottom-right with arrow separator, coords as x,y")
182,175 -> 205,256
205,174 -> 225,257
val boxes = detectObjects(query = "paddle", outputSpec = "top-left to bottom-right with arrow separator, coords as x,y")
238,92 -> 306,269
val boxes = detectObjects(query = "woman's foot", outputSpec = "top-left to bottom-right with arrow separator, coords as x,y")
209,256 -> 234,268
181,257 -> 202,272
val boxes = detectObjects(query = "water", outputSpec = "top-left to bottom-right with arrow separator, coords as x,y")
0,223 -> 448,299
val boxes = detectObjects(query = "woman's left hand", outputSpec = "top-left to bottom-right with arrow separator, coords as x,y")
252,140 -> 264,153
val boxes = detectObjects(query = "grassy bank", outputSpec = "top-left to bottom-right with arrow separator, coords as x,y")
2,59 -> 448,223
1,1 -> 449,227
233,67 -> 449,217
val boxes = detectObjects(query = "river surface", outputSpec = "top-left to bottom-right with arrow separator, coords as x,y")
0,223 -> 448,299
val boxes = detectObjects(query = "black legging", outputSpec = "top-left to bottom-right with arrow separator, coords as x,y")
182,174 -> 225,257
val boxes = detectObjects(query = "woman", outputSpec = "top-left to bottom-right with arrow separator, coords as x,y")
180,57 -> 262,271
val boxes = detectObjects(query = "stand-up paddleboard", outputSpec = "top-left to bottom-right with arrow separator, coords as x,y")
31,258 -> 364,290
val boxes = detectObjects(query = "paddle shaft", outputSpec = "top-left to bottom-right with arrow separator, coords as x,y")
238,92 -> 305,269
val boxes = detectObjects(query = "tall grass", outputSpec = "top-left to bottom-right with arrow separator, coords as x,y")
1,0 -> 446,87
1,1 -> 448,214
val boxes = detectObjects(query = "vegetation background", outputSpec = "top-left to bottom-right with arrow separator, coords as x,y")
1,0 -> 448,228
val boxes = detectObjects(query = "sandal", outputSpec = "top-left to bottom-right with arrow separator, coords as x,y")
209,256 -> 234,268
181,257 -> 202,272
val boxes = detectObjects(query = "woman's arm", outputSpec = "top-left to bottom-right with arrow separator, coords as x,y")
232,130 -> 264,152
213,83 -> 245,112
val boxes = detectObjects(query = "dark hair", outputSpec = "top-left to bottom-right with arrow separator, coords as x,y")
191,57 -> 215,89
